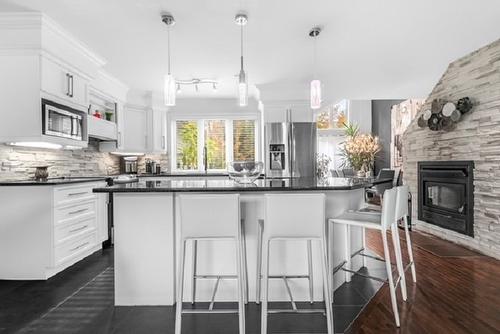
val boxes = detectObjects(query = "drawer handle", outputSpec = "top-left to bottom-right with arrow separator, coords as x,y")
70,241 -> 90,252
68,191 -> 88,196
69,225 -> 88,233
68,208 -> 89,215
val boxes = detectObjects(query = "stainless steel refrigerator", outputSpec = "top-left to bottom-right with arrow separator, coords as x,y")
265,121 -> 317,178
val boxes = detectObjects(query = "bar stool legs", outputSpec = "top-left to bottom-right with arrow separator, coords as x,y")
191,240 -> 197,304
381,231 -> 401,327
175,240 -> 187,334
391,224 -> 407,301
403,215 -> 417,282
307,240 -> 314,304
191,221 -> 249,305
256,219 -> 316,304
260,238 -> 333,334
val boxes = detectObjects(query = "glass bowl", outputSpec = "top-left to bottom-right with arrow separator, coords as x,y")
228,161 -> 264,184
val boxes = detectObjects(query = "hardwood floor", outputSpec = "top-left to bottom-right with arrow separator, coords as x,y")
348,229 -> 500,334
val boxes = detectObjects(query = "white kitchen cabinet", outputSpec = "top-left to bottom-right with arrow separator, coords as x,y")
0,182 -> 107,280
122,107 -> 149,152
151,109 -> 168,152
40,56 -> 89,108
0,13 -> 105,147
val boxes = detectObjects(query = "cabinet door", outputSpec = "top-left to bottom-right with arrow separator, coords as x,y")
122,107 -> 149,151
41,56 -> 70,100
151,109 -> 167,153
41,57 -> 88,108
69,72 -> 88,107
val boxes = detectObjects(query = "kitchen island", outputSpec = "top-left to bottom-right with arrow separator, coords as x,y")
94,177 -> 390,306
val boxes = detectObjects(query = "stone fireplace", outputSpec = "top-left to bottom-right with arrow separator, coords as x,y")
418,161 -> 474,237
403,38 -> 500,259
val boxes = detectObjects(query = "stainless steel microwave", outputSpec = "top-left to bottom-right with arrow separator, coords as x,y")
42,99 -> 86,141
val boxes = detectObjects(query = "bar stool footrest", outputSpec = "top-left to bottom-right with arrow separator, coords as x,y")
182,309 -> 239,314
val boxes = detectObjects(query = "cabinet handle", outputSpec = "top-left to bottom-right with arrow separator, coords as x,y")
117,131 -> 122,147
70,75 -> 74,98
66,73 -> 71,96
145,135 -> 148,148
68,208 -> 89,215
69,225 -> 88,233
68,191 -> 87,196
69,241 -> 90,252
162,135 -> 166,149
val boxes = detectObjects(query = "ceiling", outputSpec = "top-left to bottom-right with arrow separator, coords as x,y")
2,0 -> 500,103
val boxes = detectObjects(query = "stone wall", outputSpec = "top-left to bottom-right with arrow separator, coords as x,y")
0,139 -> 120,181
403,38 -> 500,259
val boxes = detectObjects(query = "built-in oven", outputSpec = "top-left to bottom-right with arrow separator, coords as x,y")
42,99 -> 85,141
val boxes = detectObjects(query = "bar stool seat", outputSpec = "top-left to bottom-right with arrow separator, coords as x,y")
333,211 -> 383,229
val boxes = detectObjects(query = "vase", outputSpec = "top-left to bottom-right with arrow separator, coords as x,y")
356,170 -> 366,178
35,166 -> 49,181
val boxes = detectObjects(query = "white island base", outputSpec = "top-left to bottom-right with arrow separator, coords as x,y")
113,190 -> 366,306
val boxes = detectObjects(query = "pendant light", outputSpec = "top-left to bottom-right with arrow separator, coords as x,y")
309,27 -> 321,110
235,13 -> 248,107
162,13 -> 176,106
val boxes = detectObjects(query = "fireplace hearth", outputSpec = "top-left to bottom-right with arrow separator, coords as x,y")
418,161 -> 474,237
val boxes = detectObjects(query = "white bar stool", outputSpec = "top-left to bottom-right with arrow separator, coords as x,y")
328,187 -> 404,327
176,194 -> 246,334
260,193 -> 333,334
356,185 -> 417,284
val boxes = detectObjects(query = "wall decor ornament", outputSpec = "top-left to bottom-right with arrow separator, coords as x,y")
417,97 -> 474,132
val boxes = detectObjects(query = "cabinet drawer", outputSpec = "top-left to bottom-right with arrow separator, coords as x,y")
55,232 -> 96,266
54,200 -> 96,223
54,185 -> 96,206
55,215 -> 96,244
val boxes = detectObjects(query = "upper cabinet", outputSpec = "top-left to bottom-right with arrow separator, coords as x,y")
88,71 -> 128,142
0,12 -> 106,147
41,56 -> 89,108
100,91 -> 167,154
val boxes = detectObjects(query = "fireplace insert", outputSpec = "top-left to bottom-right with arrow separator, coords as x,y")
418,161 -> 474,236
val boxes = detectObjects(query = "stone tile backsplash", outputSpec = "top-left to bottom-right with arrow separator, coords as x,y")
0,140 -> 120,181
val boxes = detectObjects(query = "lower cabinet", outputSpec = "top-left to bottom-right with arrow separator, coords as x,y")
0,182 -> 108,280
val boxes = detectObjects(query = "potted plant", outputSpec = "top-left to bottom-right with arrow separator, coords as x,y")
340,122 -> 381,177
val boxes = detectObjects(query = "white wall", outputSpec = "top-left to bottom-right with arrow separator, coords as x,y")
261,100 -> 314,123
348,100 -> 372,134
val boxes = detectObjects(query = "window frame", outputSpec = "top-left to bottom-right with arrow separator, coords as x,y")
170,115 -> 260,173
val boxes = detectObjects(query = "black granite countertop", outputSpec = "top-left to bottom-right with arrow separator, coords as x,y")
93,177 -> 392,193
0,176 -> 111,186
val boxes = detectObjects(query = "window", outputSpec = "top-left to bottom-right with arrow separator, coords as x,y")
176,121 -> 198,170
233,120 -> 255,161
172,118 -> 258,172
205,120 -> 226,169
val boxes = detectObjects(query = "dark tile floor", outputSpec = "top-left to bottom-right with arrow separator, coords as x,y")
0,248 -> 385,334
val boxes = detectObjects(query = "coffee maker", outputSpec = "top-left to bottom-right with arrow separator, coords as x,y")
120,156 -> 138,174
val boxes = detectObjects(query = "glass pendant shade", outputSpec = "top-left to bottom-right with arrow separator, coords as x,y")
310,79 -> 321,109
164,74 -> 176,106
238,69 -> 248,107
